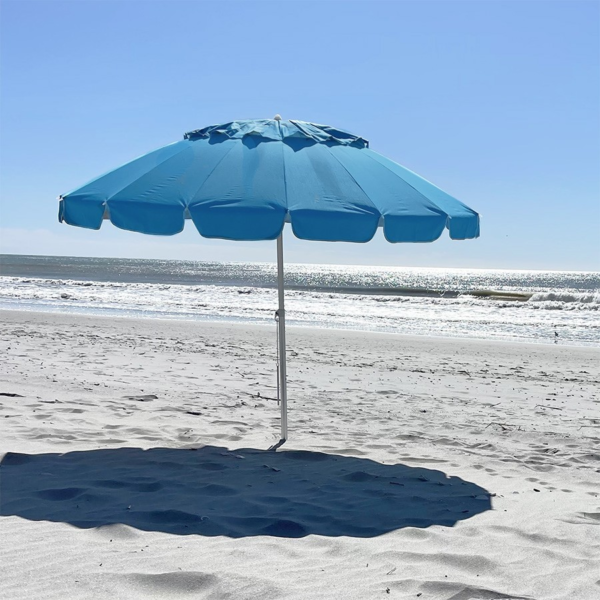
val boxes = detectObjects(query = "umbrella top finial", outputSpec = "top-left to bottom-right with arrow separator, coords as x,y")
273,114 -> 282,121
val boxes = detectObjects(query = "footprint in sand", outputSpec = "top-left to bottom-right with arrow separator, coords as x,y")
122,394 -> 158,402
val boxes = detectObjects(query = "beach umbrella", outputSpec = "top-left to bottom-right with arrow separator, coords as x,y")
59,116 -> 480,447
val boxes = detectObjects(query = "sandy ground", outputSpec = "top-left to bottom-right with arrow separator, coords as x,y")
0,309 -> 599,600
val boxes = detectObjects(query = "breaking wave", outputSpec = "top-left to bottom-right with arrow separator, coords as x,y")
1,258 -> 599,346
528,291 -> 600,309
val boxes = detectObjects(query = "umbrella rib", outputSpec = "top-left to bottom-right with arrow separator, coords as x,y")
187,142 -> 239,208
324,146 -> 380,214
360,151 -> 451,220
101,147 -> 194,215
59,142 -> 186,200
101,144 -> 193,204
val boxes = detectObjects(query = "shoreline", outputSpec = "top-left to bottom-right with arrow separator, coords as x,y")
1,305 -> 597,349
3,257 -> 598,348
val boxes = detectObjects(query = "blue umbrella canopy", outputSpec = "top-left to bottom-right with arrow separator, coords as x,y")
58,117 -> 480,446
59,118 -> 480,243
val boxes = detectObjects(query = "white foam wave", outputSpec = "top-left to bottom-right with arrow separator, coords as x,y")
528,291 -> 600,309
1,276 -> 599,345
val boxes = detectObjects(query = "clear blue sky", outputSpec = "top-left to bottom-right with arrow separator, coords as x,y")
1,0 -> 598,270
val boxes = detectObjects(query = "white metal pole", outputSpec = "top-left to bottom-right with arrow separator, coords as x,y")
276,232 -> 288,442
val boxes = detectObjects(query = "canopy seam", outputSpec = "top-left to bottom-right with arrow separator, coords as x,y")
104,144 -> 194,205
360,150 -> 450,221
324,147 -> 382,217
187,141 -> 238,207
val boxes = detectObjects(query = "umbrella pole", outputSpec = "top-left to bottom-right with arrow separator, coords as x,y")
276,232 -> 288,445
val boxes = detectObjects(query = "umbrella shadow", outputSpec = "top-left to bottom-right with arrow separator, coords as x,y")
0,446 -> 491,538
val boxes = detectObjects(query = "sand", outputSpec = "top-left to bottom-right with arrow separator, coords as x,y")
0,309 -> 598,599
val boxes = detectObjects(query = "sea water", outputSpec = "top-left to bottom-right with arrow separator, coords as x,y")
1,254 -> 598,346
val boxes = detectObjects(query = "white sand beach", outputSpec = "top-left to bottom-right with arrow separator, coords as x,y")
0,309 -> 598,599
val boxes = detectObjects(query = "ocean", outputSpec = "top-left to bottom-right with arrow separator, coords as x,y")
1,254 -> 598,347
